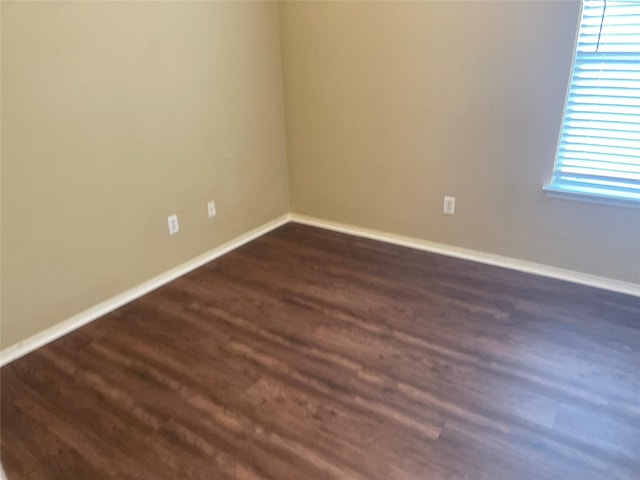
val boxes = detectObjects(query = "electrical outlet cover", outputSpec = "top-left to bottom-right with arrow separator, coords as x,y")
207,200 -> 216,218
443,196 -> 456,215
167,214 -> 179,235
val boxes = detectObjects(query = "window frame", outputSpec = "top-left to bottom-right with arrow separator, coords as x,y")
543,0 -> 640,209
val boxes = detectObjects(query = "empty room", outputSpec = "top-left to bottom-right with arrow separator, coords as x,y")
1,0 -> 639,479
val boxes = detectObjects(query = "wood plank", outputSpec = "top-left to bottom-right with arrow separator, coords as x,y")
2,223 -> 639,479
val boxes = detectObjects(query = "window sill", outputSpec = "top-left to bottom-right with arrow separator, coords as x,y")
542,184 -> 640,209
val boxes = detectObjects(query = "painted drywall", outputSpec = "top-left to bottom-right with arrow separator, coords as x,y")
1,1 -> 289,348
279,0 -> 640,284
0,2 -> 3,336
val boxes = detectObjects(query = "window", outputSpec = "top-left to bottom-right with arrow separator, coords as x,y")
544,0 -> 640,206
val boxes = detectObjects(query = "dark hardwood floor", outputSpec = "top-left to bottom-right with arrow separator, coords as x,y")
2,223 -> 639,480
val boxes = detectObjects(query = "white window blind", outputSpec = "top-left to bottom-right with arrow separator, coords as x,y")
545,0 -> 640,204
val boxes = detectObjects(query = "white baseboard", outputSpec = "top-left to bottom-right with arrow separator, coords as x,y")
290,213 -> 640,298
0,214 -> 290,367
3,211 -> 637,367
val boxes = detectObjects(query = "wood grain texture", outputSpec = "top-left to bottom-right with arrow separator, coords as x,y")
2,223 -> 639,480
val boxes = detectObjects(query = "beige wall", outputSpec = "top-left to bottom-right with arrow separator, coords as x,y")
2,0 -> 639,350
279,0 -> 640,284
1,1 -> 289,348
